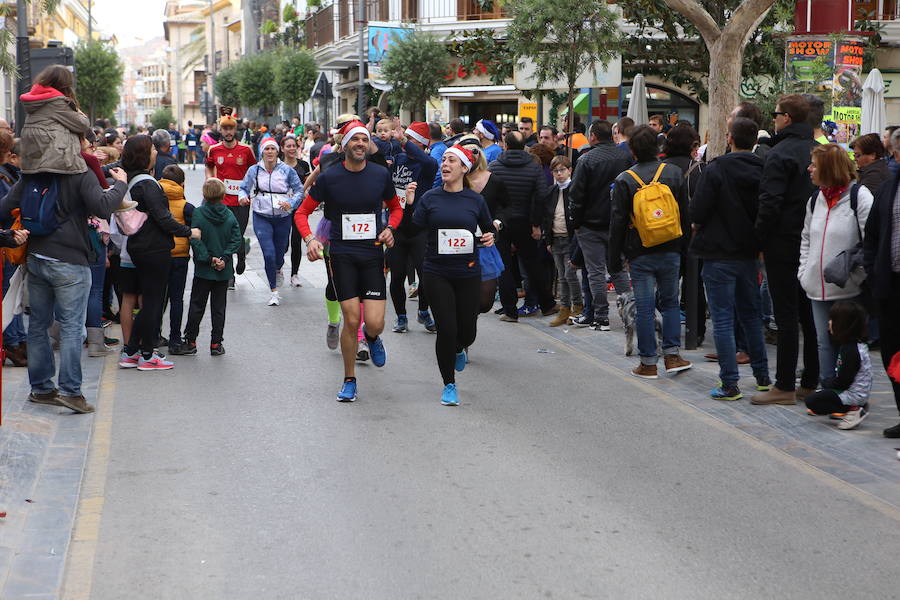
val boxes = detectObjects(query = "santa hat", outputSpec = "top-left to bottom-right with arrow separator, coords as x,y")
444,144 -> 473,169
405,122 -> 430,145
474,119 -> 500,141
259,138 -> 279,153
339,120 -> 370,148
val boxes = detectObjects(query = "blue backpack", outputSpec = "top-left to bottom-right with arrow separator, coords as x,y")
20,174 -> 63,235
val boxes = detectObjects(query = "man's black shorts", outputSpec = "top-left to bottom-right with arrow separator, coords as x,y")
327,253 -> 386,302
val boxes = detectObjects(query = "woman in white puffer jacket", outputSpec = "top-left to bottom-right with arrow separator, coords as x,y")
799,144 -> 873,384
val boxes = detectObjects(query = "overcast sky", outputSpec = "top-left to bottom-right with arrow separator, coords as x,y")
92,0 -> 168,48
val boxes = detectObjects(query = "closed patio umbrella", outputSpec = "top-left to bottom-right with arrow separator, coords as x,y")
627,73 -> 649,126
861,68 -> 886,136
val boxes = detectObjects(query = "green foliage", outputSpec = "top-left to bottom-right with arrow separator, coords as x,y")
381,31 -> 451,119
74,40 -> 124,121
273,1 -> 305,48
273,48 -> 317,110
215,63 -> 241,108
150,107 -> 174,132
446,28 -> 513,87
545,90 -> 567,127
235,52 -> 278,110
261,20 -> 278,35
0,0 -> 64,75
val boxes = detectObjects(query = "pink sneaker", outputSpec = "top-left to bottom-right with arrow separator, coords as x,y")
137,353 -> 174,371
118,351 -> 140,369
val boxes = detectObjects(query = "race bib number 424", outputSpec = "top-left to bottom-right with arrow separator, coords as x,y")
438,229 -> 474,255
224,179 -> 242,195
342,214 -> 377,240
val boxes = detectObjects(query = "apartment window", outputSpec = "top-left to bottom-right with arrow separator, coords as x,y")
367,0 -> 389,21
401,0 -> 417,21
457,0 -> 505,20
340,0 -> 350,38
194,71 -> 207,102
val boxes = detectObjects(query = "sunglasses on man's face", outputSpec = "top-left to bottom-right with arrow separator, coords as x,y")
771,111 -> 787,118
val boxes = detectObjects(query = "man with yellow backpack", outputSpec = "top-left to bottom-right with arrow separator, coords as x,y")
608,125 -> 693,379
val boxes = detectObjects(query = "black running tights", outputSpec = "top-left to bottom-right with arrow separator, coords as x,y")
424,273 -> 480,385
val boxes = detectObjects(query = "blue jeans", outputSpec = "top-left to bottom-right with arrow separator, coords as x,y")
86,247 -> 106,328
810,297 -> 858,384
26,256 -> 91,396
253,212 -> 292,289
702,259 -> 769,387
630,252 -> 681,364
3,260 -> 26,345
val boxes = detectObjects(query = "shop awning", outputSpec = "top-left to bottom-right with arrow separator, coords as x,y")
560,92 -> 589,115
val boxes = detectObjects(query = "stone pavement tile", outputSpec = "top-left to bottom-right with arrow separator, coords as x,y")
0,546 -> 13,582
16,526 -> 72,556
520,310 -> 900,507
42,444 -> 87,470
5,553 -> 64,596
21,503 -> 75,532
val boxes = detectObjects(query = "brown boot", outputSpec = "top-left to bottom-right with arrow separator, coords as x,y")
664,354 -> 692,374
541,304 -> 561,317
795,386 -> 816,401
28,389 -> 62,406
549,306 -> 570,327
4,344 -> 27,367
736,351 -> 751,365
750,387 -> 796,405
631,363 -> 659,379
56,394 -> 95,414
571,304 -> 584,317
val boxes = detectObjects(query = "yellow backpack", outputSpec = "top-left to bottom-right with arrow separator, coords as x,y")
626,163 -> 682,248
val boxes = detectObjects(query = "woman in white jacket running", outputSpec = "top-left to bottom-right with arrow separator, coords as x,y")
799,144 -> 873,383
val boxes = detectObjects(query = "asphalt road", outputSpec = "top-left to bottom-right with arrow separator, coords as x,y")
73,167 -> 900,599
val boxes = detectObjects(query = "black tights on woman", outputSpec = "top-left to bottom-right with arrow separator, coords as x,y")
424,273 -> 480,385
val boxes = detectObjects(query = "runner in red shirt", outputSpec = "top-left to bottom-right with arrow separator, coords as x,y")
206,113 -> 255,283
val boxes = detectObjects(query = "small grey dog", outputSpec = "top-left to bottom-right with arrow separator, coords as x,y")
617,292 -> 664,356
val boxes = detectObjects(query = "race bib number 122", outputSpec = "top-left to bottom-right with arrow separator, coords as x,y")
438,229 -> 474,255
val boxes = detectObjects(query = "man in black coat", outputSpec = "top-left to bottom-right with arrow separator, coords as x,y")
750,94 -> 820,406
863,170 -> 900,437
567,119 -> 633,330
489,130 -> 557,321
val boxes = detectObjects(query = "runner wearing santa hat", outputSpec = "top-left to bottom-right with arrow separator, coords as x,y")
388,121 -> 439,334
206,113 -> 256,286
410,144 -> 497,406
295,120 -> 403,402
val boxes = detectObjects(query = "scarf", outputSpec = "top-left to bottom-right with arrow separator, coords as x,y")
820,185 -> 848,208
557,179 -> 572,190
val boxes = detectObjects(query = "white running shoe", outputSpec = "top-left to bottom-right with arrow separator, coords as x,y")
290,274 -> 303,287
837,406 -> 868,430
275,270 -> 284,288
268,291 -> 281,306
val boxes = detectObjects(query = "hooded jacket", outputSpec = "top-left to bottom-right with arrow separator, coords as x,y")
126,173 -> 193,257
19,84 -> 88,175
159,178 -> 194,258
189,203 -> 242,281
755,122 -> 818,251
799,185 -> 873,301
0,171 -> 126,266
567,142 -> 633,231
238,159 -> 304,217
488,150 -> 548,226
858,158 -> 891,194
608,160 -> 690,273
689,151 -> 764,260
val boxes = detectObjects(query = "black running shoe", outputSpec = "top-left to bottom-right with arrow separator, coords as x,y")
236,252 -> 246,275
210,343 -> 225,356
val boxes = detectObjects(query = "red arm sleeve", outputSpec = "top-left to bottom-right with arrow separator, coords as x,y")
294,194 -> 319,238
385,195 -> 403,229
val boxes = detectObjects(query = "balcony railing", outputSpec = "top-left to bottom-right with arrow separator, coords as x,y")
855,0 -> 898,20
305,4 -> 335,49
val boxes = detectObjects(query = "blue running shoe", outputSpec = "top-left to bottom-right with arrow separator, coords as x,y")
366,335 -> 387,367
392,315 -> 408,333
441,383 -> 459,406
417,310 -> 437,333
337,379 -> 357,402
455,350 -> 467,372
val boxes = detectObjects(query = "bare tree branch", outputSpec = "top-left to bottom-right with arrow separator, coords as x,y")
661,0 -> 721,46
725,0 -> 778,41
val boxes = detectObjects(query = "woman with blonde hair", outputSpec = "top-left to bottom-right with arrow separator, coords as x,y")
799,143 -> 873,384
457,135 -> 507,312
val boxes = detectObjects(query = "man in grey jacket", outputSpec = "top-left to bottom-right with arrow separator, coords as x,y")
0,167 -> 127,413
568,120 -> 633,330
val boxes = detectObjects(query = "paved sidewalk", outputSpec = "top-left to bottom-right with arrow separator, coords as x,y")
514,299 -> 900,509
0,351 -> 107,598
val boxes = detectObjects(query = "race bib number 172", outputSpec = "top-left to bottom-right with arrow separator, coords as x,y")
342,214 -> 377,240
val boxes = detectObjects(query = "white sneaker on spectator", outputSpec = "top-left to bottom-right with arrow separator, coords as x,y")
268,291 -> 281,306
290,274 -> 303,287
275,270 -> 284,288
837,406 -> 868,430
